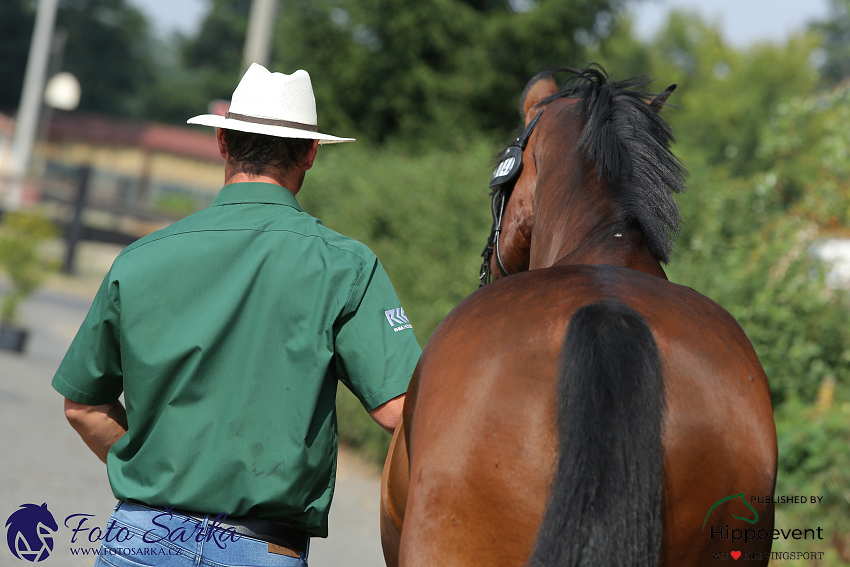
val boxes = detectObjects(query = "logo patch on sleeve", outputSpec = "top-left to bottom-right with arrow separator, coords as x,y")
384,307 -> 413,332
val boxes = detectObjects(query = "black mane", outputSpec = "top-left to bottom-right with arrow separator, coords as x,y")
540,64 -> 688,264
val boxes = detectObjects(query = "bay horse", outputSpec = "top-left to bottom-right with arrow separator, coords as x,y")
380,65 -> 777,567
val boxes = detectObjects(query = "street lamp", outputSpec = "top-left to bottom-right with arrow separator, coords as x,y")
3,0 -> 60,211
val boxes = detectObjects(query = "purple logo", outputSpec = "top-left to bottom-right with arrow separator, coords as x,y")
5,503 -> 58,562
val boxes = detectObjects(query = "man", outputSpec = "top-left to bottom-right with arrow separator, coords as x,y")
53,63 -> 421,566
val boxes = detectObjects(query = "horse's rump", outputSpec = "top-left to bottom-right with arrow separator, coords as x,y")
397,265 -> 776,567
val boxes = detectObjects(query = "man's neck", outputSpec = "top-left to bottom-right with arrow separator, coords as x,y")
223,170 -> 305,197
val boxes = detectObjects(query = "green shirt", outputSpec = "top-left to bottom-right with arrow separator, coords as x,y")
52,182 -> 421,537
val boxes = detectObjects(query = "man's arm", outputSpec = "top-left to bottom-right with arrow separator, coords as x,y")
369,394 -> 405,434
63,398 -> 128,464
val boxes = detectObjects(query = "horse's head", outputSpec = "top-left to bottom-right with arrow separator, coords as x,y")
482,65 -> 686,285
479,70 -> 559,285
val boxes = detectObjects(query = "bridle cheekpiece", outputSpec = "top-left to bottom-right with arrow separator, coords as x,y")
479,110 -> 544,287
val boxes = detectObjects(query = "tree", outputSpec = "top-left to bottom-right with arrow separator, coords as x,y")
809,0 -> 850,85
56,0 -> 156,117
0,0 -> 165,120
140,0 -> 251,125
0,0 -> 35,113
131,0 -> 648,138
264,0 -> 641,145
0,0 -> 158,117
637,11 -> 820,177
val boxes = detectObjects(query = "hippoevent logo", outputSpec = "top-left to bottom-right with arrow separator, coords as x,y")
704,492 -> 825,561
703,492 -> 759,529
5,503 -> 58,562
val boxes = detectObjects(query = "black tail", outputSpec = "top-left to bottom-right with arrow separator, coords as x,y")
527,301 -> 665,567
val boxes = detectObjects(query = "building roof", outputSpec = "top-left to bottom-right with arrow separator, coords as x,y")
48,112 -> 222,162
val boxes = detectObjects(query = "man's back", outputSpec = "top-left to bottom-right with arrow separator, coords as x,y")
54,182 -> 419,536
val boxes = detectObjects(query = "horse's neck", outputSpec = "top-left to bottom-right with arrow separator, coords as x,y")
551,227 -> 668,279
529,170 -> 668,279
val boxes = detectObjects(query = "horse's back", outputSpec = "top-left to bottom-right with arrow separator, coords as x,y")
399,264 -> 776,567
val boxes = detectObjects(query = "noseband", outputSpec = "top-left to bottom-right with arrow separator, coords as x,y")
479,110 -> 543,287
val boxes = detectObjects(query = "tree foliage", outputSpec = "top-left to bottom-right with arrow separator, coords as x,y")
0,0 -> 35,113
265,0 -> 635,145
811,0 -> 850,84
646,12 -> 818,177
56,0 -> 156,116
1,0 -> 156,117
297,140 -> 494,344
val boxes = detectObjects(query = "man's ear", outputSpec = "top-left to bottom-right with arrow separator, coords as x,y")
302,139 -> 319,170
216,128 -> 228,160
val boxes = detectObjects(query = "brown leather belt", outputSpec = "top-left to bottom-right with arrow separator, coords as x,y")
127,502 -> 309,555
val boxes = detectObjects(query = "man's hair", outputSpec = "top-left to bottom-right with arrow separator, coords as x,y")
223,129 -> 315,176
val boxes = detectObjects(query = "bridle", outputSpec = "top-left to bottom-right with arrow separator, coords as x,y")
479,110 -> 544,287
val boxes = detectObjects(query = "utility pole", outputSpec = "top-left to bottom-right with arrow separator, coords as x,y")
3,0 -> 59,211
242,0 -> 277,70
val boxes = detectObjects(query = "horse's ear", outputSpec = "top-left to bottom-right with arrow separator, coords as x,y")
648,84 -> 676,112
521,71 -> 559,119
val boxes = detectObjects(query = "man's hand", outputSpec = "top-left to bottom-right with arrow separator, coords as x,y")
369,394 -> 405,434
63,398 -> 128,464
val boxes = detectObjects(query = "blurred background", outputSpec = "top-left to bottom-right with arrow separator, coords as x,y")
1,0 -> 849,565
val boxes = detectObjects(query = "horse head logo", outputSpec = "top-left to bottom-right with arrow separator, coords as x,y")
5,503 -> 58,562
702,492 -> 759,530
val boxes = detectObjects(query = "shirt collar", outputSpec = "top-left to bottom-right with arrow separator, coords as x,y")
210,182 -> 303,212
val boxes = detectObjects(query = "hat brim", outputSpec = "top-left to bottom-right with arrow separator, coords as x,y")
187,114 -> 355,144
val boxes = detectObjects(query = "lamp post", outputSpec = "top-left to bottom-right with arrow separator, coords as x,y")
41,71 -> 84,275
3,0 -> 60,211
243,0 -> 277,70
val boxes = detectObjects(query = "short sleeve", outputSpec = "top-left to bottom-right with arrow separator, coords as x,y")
52,272 -> 124,405
333,258 -> 421,411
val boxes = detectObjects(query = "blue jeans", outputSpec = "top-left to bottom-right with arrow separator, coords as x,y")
93,502 -> 309,567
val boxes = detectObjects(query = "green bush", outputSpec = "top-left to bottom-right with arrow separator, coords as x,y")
772,391 -> 850,566
155,193 -> 200,218
299,139 -> 497,347
0,211 -> 59,323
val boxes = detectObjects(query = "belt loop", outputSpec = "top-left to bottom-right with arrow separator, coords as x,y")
195,514 -> 210,567
113,501 -> 122,511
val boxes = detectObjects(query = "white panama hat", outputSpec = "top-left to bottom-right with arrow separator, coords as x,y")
187,63 -> 354,144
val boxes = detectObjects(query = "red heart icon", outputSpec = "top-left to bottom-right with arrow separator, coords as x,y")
731,551 -> 742,560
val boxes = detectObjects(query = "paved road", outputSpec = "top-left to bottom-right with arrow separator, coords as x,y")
0,260 -> 387,567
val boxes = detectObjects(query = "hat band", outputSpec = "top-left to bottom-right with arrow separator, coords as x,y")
225,112 -> 318,133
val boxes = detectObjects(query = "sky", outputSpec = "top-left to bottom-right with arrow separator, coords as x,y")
129,0 -> 834,48
629,0 -> 833,47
